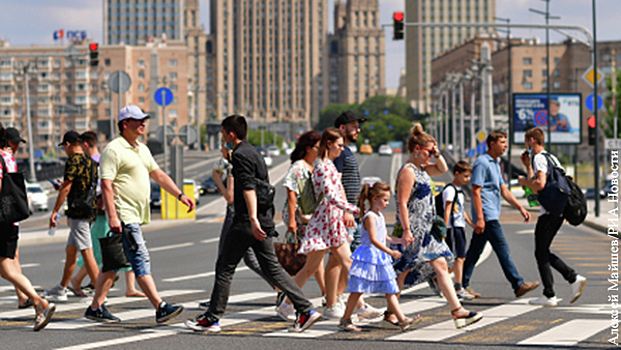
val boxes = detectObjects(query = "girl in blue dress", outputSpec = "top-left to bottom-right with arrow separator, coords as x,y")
338,181 -> 420,332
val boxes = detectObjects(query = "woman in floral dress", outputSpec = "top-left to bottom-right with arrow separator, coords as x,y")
386,124 -> 482,329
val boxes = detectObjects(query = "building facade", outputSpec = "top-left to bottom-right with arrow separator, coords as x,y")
208,0 -> 328,127
326,0 -> 386,105
405,0 -> 496,113
0,41 -> 189,158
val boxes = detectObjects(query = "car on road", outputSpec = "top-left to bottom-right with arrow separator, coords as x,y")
255,146 -> 267,156
585,187 -> 606,199
263,154 -> 273,167
266,145 -> 280,157
361,176 -> 382,187
199,175 -> 219,195
359,144 -> 373,154
378,144 -> 393,156
27,183 -> 48,212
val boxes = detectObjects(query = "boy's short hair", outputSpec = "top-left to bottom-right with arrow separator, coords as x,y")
486,130 -> 508,148
524,127 -> 545,145
453,160 -> 472,175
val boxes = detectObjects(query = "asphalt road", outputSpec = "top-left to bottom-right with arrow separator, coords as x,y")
0,152 -> 614,350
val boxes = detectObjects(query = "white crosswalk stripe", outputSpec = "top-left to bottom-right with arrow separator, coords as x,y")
518,319 -> 610,346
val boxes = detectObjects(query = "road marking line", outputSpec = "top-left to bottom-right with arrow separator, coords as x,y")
516,229 -> 534,234
150,242 -> 194,252
200,237 -> 220,244
556,304 -> 612,314
386,299 -> 541,342
518,319 -> 609,346
19,263 -> 40,268
53,331 -> 177,350
162,266 -> 249,282
390,152 -> 403,190
0,285 -> 39,293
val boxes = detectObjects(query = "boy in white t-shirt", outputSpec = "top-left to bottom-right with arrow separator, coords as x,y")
518,127 -> 586,307
443,161 -> 476,300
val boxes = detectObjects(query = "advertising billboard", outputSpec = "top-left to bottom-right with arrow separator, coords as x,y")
512,93 -> 582,145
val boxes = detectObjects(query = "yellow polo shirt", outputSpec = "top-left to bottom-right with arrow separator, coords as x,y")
100,136 -> 159,225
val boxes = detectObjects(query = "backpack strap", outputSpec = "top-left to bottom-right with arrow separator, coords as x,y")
443,183 -> 461,229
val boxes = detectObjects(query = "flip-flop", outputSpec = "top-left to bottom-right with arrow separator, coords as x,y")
68,285 -> 87,297
125,292 -> 147,298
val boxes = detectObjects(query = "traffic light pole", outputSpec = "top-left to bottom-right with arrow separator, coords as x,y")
592,0 -> 600,217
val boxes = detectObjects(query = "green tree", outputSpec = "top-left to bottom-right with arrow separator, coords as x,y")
247,130 -> 284,148
604,70 -> 621,138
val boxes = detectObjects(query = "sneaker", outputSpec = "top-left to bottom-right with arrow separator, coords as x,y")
184,314 -> 221,332
81,282 -> 94,294
428,278 -> 443,297
570,275 -> 587,304
276,302 -> 296,321
198,301 -> 209,311
528,296 -> 558,307
515,281 -> 540,297
34,302 -> 56,331
323,302 -> 345,319
289,309 -> 322,333
357,303 -> 384,320
338,318 -> 361,332
465,286 -> 482,298
84,304 -> 120,323
275,291 -> 286,307
321,295 -> 327,307
456,289 -> 476,300
43,285 -> 68,302
156,301 -> 184,323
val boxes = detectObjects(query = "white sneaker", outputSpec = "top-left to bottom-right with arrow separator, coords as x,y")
357,303 -> 384,320
337,294 -> 348,309
528,296 -> 558,307
456,289 -> 476,300
276,302 -> 296,321
323,303 -> 345,319
43,285 -> 68,302
570,275 -> 587,304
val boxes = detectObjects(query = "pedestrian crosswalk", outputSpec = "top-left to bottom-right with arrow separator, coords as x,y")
0,282 -> 610,349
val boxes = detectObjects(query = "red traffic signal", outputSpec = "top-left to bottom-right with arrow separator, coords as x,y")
89,43 -> 99,67
588,116 -> 596,146
587,116 -> 596,128
393,12 -> 404,40
393,12 -> 404,22
89,43 -> 99,52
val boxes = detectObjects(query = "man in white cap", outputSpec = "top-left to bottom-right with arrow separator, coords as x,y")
85,105 -> 195,323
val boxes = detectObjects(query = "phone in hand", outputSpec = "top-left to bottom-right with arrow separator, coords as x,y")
47,178 -> 61,190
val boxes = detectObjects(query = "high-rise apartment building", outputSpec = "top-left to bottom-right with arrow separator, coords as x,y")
183,0 -> 207,126
103,0 -> 185,45
405,0 -> 495,112
209,0 -> 328,126
326,0 -> 385,105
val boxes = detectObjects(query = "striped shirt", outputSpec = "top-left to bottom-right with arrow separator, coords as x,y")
333,145 -> 360,205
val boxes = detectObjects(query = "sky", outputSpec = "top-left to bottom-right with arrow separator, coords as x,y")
1,0 -> 620,88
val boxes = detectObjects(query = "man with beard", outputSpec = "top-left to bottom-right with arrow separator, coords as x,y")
321,111 -> 383,320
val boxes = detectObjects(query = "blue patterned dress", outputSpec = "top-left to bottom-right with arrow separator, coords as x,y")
347,211 -> 400,294
391,163 -> 454,287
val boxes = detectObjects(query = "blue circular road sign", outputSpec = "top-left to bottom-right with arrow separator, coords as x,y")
585,94 -> 603,112
155,87 -> 174,106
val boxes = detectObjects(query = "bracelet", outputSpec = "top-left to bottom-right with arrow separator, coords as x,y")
177,193 -> 185,201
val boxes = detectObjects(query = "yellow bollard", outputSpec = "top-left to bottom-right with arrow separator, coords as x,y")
161,184 -> 197,220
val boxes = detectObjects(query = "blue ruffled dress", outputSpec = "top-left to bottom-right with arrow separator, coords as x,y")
346,211 -> 400,294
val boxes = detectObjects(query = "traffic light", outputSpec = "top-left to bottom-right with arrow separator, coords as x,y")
588,115 -> 596,146
393,12 -> 404,40
89,43 -> 99,67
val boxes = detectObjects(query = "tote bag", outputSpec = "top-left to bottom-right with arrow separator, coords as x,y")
0,156 -> 30,226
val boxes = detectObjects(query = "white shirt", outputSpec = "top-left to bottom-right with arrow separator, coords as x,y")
532,151 -> 564,215
442,184 -> 466,228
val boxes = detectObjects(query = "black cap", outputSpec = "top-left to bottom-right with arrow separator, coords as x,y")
59,130 -> 80,146
6,127 -> 26,144
334,110 -> 367,128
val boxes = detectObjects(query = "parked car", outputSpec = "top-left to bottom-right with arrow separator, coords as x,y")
199,175 -> 219,195
378,144 -> 393,156
603,180 -> 615,198
349,144 -> 358,153
266,145 -> 280,157
359,144 -> 373,154
255,146 -> 267,156
26,183 -> 48,212
184,179 -> 201,205
361,176 -> 382,187
263,154 -> 273,167
585,187 -> 606,199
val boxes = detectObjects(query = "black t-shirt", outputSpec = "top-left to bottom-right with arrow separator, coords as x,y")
64,153 -> 97,220
231,141 -> 275,234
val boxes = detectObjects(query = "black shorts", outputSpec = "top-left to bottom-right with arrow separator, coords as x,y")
445,226 -> 466,259
0,224 -> 19,259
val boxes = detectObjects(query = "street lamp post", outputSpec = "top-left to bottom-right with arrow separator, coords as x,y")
14,63 -> 37,182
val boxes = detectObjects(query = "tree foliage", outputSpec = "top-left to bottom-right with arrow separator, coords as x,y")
604,70 -> 621,138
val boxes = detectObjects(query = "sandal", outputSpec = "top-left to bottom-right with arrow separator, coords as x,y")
34,301 -> 56,331
451,306 -> 483,329
68,285 -> 87,297
398,315 -> 422,331
18,298 -> 33,309
338,319 -> 361,332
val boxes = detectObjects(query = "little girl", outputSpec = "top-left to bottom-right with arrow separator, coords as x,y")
338,181 -> 421,332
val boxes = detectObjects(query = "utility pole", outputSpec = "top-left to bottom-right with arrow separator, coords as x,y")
530,1 -> 560,151
593,0 -> 600,217
496,17 -> 513,182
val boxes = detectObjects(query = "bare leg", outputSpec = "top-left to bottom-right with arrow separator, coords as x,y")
60,245 -> 79,288
136,274 -> 163,309
430,258 -> 471,318
313,263 -> 326,295
124,270 -> 145,296
325,254 -> 341,308
386,269 -> 410,323
283,250 -> 325,304
90,271 -> 116,310
12,248 -> 28,306
453,258 -> 465,285
341,292 -> 362,321
70,266 -> 88,292
386,294 -> 409,323
0,257 -> 49,313
80,248 -> 99,287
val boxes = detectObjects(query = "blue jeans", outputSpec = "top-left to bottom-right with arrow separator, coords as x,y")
462,220 -> 523,291
122,223 -> 151,278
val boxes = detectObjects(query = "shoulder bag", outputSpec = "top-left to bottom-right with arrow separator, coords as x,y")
0,156 -> 30,226
274,229 -> 307,276
99,230 -> 131,272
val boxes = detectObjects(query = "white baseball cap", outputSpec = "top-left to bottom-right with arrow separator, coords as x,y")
118,105 -> 150,121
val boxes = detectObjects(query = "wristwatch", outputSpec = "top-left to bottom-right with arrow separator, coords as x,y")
177,193 -> 185,201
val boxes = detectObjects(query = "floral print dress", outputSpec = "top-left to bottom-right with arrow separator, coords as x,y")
391,163 -> 454,287
298,158 -> 360,254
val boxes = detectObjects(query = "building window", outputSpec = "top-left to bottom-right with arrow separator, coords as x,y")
138,71 -> 145,79
169,72 -> 177,80
542,80 -> 548,89
138,84 -> 145,92
523,70 -> 532,78
168,59 -> 178,67
553,81 -> 561,90
523,57 -> 532,65
523,81 -> 532,90
554,57 -> 561,65
553,69 -> 560,77
104,59 -> 111,66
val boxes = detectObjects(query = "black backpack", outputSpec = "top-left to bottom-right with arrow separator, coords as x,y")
535,153 -> 570,217
563,176 -> 587,226
434,183 -> 461,227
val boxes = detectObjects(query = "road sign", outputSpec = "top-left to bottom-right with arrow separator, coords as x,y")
476,129 -> 487,143
585,94 -> 604,112
109,71 -> 131,94
534,110 -> 548,126
605,138 -> 621,150
582,65 -> 605,88
179,125 -> 199,145
155,87 -> 173,106
155,125 -> 175,145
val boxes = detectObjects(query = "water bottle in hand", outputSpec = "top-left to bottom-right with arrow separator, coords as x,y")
48,214 -> 60,236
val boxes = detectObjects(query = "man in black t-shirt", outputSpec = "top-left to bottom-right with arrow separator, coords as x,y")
185,115 -> 321,333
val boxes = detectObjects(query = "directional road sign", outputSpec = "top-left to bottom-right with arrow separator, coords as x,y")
109,71 -> 131,94
585,94 -> 603,112
179,125 -> 199,145
155,87 -> 173,106
582,65 -> 605,88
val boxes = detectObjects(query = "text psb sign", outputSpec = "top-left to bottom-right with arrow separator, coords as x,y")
53,30 -> 87,41
512,93 -> 582,145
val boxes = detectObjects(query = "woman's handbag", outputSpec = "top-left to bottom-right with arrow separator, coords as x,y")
431,215 -> 447,240
99,231 -> 131,272
0,156 -> 30,226
273,229 -> 307,276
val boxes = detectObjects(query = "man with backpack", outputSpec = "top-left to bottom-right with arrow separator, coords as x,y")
518,127 -> 587,307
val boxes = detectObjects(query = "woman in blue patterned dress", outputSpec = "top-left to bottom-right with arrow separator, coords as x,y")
387,124 -> 482,329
